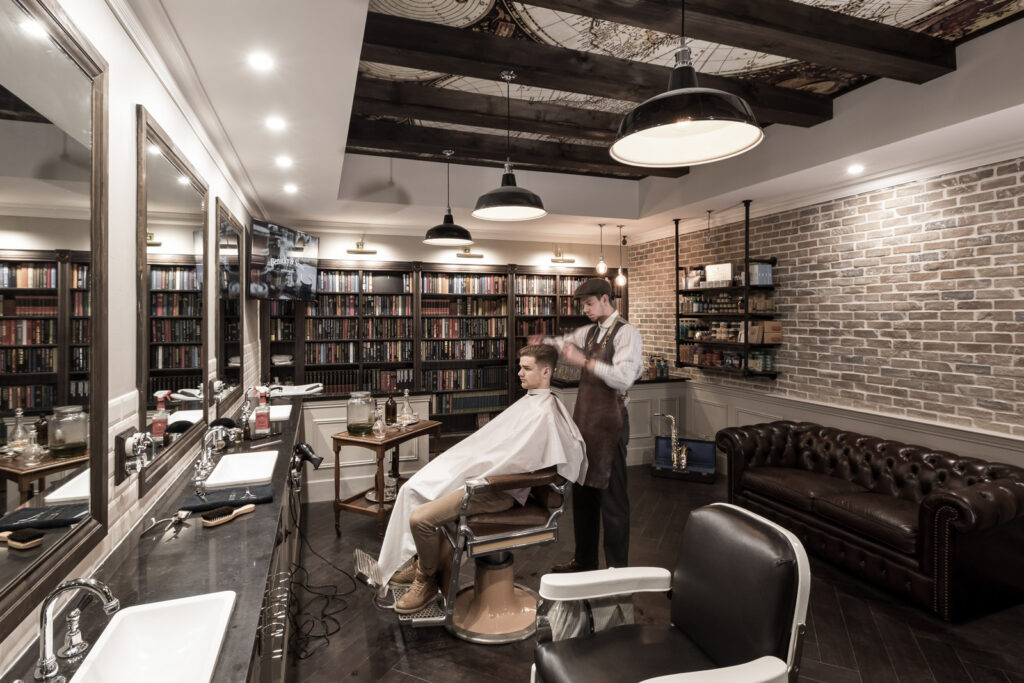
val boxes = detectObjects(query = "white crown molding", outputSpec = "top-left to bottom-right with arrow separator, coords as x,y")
103,0 -> 265,222
0,202 -> 90,220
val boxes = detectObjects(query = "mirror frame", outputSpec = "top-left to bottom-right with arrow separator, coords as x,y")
214,198 -> 244,412
0,0 -> 108,641
135,105 -> 209,497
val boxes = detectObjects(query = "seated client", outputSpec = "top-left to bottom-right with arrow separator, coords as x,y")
376,343 -> 587,613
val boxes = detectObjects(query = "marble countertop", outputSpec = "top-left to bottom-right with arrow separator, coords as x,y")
4,402 -> 304,683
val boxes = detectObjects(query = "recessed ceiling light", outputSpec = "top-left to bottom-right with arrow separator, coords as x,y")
275,155 -> 293,169
247,51 -> 274,72
148,144 -> 161,155
19,19 -> 47,39
265,115 -> 286,132
283,183 -> 298,194
177,176 -> 190,185
847,163 -> 865,175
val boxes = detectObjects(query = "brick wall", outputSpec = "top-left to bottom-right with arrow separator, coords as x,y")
627,156 -> 1024,438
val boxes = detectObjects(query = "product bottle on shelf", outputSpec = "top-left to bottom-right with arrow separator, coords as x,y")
253,387 -> 271,437
151,391 -> 170,441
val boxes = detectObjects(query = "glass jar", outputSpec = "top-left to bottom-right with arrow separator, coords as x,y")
48,405 -> 89,458
347,391 -> 374,437
21,429 -> 44,466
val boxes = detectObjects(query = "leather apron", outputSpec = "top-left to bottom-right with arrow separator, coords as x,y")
573,319 -> 625,489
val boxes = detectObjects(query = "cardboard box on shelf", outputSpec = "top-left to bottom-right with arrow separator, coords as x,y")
748,324 -> 764,344
761,321 -> 782,343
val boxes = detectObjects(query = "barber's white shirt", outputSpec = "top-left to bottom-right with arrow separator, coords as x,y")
546,310 -> 643,394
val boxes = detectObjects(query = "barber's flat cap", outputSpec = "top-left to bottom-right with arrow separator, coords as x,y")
574,278 -> 613,298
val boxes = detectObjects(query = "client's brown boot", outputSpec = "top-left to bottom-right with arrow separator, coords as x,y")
394,571 -> 439,614
390,557 -> 418,586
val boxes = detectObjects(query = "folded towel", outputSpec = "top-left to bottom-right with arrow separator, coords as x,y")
269,383 -> 324,396
0,504 -> 90,531
179,484 -> 274,513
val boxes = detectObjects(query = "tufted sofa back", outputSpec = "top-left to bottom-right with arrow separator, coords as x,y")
731,421 -> 1023,504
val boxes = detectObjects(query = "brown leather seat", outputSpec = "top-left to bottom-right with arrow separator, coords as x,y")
743,466 -> 868,511
814,492 -> 919,554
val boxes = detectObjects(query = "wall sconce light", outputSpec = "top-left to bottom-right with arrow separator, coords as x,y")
146,232 -> 161,247
455,247 -> 483,259
551,246 -> 575,264
346,239 -> 377,255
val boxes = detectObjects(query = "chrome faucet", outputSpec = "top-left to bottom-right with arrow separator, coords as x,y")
35,578 -> 119,680
197,425 -> 228,477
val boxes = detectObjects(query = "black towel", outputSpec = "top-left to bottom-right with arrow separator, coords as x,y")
179,484 -> 274,513
0,504 -> 90,531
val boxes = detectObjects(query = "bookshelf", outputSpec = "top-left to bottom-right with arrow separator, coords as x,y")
0,250 -> 92,417
147,258 -> 203,408
360,267 -> 414,393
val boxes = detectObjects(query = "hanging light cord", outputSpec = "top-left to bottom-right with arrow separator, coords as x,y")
501,70 -> 514,165
680,0 -> 685,50
599,223 -> 605,259
706,209 -> 712,244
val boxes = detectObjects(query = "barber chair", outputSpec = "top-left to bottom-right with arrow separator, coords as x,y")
356,468 -> 569,644
532,503 -> 810,683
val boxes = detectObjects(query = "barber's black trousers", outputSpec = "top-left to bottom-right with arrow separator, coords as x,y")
573,414 -> 630,568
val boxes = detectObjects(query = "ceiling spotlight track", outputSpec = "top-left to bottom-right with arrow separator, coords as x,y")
423,149 -> 473,246
471,70 -> 547,222
609,0 -> 763,168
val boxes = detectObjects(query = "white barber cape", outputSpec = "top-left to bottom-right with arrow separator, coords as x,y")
376,388 -> 586,591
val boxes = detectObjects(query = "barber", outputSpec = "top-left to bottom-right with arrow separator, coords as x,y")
530,278 -> 643,572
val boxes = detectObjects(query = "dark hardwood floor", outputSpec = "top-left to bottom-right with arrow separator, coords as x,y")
288,467 -> 1024,682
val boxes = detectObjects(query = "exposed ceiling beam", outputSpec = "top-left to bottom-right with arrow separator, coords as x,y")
361,13 -> 831,128
520,0 -> 955,84
353,77 -> 621,142
346,118 -> 688,179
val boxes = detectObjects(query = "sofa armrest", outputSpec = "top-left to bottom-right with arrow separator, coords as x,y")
539,567 -> 671,601
640,656 -> 788,683
922,478 -> 1024,534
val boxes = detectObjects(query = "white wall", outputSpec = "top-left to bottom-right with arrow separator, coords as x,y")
0,0 -> 255,670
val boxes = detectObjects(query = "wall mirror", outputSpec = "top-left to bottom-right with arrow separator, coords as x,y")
0,0 -> 108,640
214,199 -> 243,411
135,105 -> 208,496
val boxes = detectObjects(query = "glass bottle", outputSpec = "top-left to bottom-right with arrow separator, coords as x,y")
398,388 -> 415,428
34,414 -> 49,446
21,428 -> 43,465
383,451 -> 398,501
372,406 -> 387,440
9,408 -> 30,453
385,393 -> 397,425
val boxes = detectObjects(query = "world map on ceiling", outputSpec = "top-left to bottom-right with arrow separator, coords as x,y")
359,0 -> 1024,137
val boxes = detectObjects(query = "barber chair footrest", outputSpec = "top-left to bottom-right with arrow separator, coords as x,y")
393,585 -> 447,626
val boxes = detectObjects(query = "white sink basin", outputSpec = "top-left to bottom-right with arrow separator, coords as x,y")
168,409 -> 203,425
204,450 -> 278,490
70,591 -> 235,683
269,404 -> 291,421
44,467 -> 91,504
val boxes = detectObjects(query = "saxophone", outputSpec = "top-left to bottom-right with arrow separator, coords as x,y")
654,413 -> 686,469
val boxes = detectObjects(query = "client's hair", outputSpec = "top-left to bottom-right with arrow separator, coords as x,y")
518,343 -> 558,370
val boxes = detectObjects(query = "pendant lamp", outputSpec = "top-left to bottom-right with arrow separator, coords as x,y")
595,223 -> 608,275
609,1 -> 763,168
472,70 -> 547,221
424,149 -> 473,246
615,225 -> 627,287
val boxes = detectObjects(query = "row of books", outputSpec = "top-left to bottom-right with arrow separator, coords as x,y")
516,318 -> 556,336
151,292 -> 202,317
421,298 -> 507,316
303,368 -> 360,395
1,384 -> 55,411
1,295 -> 58,316
317,270 -> 359,293
1,347 -> 56,373
72,319 -> 91,345
149,266 -> 201,291
71,263 -> 90,289
421,339 -> 506,361
70,346 -> 89,372
0,263 -> 57,289
560,276 -> 590,295
421,274 -> 507,295
147,372 -> 201,401
514,276 -> 557,295
72,291 -> 91,316
363,318 -> 412,338
150,345 -> 201,370
69,379 -> 89,401
305,318 -> 359,340
364,367 -> 415,392
224,321 -> 240,344
362,341 -> 413,362
307,295 -> 358,316
1,319 -> 56,345
305,341 -> 357,365
422,367 -> 508,392
422,317 -> 507,339
431,389 -> 508,415
151,319 -> 201,343
269,319 -> 295,341
268,300 -> 295,317
362,295 -> 412,316
516,296 -> 557,315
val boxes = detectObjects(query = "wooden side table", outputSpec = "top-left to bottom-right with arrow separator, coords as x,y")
0,452 -> 89,505
331,420 -> 441,537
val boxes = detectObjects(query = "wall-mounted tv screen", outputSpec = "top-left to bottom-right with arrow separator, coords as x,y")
248,220 -> 319,301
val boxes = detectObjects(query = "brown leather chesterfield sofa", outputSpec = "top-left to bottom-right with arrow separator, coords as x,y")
716,421 -> 1024,620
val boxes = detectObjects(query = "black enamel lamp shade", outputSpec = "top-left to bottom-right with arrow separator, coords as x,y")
471,166 -> 547,221
423,210 -> 473,246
